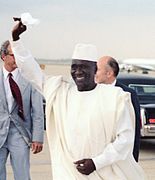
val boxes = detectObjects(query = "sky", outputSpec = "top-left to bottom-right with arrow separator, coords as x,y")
1,0 -> 155,60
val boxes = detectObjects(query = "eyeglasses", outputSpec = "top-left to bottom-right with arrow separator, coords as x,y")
7,53 -> 14,57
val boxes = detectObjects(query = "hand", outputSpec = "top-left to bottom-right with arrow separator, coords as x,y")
74,158 -> 96,175
31,142 -> 43,154
12,17 -> 27,41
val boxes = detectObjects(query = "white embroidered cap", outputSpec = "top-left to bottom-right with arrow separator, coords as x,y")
72,43 -> 98,62
21,12 -> 40,26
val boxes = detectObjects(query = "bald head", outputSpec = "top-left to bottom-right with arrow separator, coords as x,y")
95,56 -> 119,84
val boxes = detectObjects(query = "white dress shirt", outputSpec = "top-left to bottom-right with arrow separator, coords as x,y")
3,67 -> 20,112
111,79 -> 116,86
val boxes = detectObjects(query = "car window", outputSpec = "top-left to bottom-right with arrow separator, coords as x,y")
129,84 -> 155,95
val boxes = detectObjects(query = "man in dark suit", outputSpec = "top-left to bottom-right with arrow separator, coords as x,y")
95,56 -> 141,162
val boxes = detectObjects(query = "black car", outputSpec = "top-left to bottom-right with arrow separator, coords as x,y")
117,73 -> 155,137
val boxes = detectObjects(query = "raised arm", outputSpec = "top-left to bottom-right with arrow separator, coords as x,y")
11,19 -> 44,93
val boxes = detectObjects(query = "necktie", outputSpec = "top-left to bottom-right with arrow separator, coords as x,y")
8,73 -> 24,120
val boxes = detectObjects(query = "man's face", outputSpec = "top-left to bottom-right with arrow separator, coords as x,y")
2,45 -> 17,71
95,60 -> 109,84
71,59 -> 97,91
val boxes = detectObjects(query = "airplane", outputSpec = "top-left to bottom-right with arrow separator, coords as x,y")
119,58 -> 155,73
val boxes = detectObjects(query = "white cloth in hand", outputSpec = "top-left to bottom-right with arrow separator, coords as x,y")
21,12 -> 40,27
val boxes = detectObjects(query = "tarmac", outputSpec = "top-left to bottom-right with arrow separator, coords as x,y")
7,132 -> 52,180
6,133 -> 155,180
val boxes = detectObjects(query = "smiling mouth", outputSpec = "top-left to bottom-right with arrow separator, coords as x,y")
76,77 -> 85,81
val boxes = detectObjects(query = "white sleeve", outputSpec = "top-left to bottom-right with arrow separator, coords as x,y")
10,40 -> 44,93
92,95 -> 135,170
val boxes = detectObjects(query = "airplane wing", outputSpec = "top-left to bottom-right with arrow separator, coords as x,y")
130,64 -> 155,71
122,58 -> 155,72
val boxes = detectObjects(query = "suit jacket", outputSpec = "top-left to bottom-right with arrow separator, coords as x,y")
0,69 -> 44,148
116,80 -> 141,162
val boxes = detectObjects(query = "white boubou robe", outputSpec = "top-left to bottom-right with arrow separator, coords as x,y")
11,40 -> 147,180
44,76 -> 146,180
